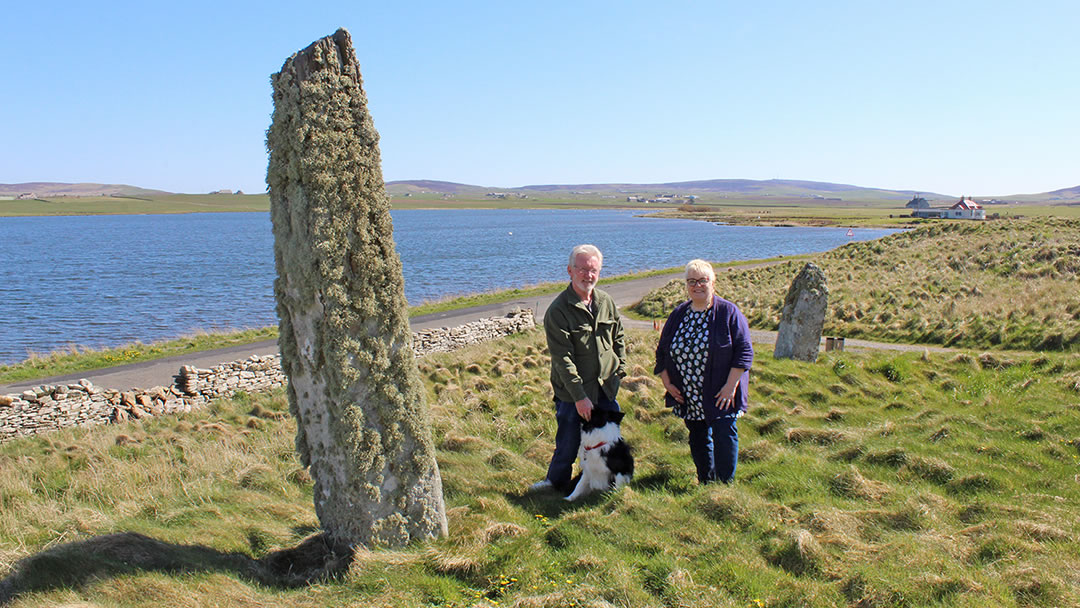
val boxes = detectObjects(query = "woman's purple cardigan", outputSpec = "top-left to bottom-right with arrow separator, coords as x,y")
653,295 -> 754,420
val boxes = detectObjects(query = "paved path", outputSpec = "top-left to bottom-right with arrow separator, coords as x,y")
0,269 -> 943,394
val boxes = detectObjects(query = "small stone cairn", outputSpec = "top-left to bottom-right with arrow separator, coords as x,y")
0,310 -> 534,443
774,263 -> 829,362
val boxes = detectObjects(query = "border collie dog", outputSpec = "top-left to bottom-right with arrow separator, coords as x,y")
565,408 -> 634,501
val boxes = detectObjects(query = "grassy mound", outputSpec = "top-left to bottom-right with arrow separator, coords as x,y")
2,328 -> 1079,606
631,218 -> 1080,351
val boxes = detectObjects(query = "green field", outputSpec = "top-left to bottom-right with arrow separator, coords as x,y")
2,329 -> 1078,606
648,201 -> 1080,228
0,194 -> 271,216
5,191 -> 1077,226
634,217 -> 1080,352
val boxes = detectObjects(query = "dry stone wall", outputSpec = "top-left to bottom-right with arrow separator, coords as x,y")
0,310 -> 534,443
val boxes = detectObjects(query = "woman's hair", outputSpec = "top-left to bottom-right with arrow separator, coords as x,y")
684,259 -> 715,281
569,244 -> 603,267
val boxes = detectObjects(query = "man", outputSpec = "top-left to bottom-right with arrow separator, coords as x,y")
532,244 -> 627,492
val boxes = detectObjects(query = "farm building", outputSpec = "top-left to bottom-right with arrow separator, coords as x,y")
911,196 -> 986,220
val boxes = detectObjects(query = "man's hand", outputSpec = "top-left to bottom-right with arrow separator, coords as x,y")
575,397 -> 594,421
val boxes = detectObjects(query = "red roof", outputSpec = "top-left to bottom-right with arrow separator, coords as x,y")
950,199 -> 982,210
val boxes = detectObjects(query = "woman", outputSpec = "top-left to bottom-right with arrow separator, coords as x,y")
653,259 -> 753,484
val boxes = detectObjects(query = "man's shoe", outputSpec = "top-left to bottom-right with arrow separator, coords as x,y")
530,479 -> 553,491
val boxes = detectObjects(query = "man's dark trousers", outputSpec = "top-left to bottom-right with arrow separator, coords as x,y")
546,395 -> 620,492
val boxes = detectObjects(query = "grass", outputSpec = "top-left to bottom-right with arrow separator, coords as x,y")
6,192 -> 1077,224
628,200 -> 1080,228
0,328 -> 278,385
1,328 -> 1079,606
0,194 -> 271,216
632,217 -> 1080,352
0,193 -> 667,217
647,202 -> 923,228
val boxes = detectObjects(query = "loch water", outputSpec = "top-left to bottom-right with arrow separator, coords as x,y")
0,209 -> 900,364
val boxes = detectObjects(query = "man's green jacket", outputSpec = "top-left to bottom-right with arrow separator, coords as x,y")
544,284 -> 627,405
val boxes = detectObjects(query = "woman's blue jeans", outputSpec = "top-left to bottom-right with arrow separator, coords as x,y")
684,415 -> 739,484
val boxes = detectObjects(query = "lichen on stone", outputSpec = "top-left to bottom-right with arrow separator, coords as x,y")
267,28 -> 447,548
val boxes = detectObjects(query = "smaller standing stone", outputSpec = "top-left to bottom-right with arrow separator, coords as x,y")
774,262 -> 829,362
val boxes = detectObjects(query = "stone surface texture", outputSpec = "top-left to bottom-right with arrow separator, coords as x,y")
266,28 -> 448,547
773,262 -> 829,362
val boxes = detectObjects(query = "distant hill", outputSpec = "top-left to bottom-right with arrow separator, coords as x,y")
9,178 -> 1076,203
1044,184 -> 1080,200
386,178 -> 953,201
515,178 -> 944,200
0,182 -> 172,198
385,180 -> 487,195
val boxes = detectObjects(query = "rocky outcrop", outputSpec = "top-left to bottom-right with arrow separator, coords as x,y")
1,310 -> 534,443
774,263 -> 829,362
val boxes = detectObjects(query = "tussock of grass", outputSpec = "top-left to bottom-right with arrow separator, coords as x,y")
762,528 -> 827,577
829,467 -> 891,501
786,427 -> 847,445
949,473 -> 1002,494
2,328 -> 1079,606
903,456 -> 956,485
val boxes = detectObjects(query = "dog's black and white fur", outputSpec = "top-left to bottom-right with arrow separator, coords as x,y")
565,408 -> 634,501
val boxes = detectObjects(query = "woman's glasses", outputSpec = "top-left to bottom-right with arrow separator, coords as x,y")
686,278 -> 710,287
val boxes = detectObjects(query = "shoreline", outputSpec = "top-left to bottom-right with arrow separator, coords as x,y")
1,213 -> 902,381
2,206 -> 909,229
0,253 -> 814,379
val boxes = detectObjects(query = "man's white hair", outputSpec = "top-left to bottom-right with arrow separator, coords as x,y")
685,259 -> 715,281
569,244 -> 603,267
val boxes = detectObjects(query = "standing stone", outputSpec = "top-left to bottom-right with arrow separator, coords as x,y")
774,263 -> 829,362
266,29 -> 447,548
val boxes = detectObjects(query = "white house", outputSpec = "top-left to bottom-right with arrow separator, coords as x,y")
911,196 -> 986,220
945,197 -> 985,220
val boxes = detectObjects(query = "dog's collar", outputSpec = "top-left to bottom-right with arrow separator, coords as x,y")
584,441 -> 607,451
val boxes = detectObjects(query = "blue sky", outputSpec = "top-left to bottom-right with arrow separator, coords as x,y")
3,0 -> 1077,197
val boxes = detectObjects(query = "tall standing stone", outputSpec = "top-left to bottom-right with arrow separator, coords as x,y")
266,29 -> 447,547
774,263 -> 829,362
